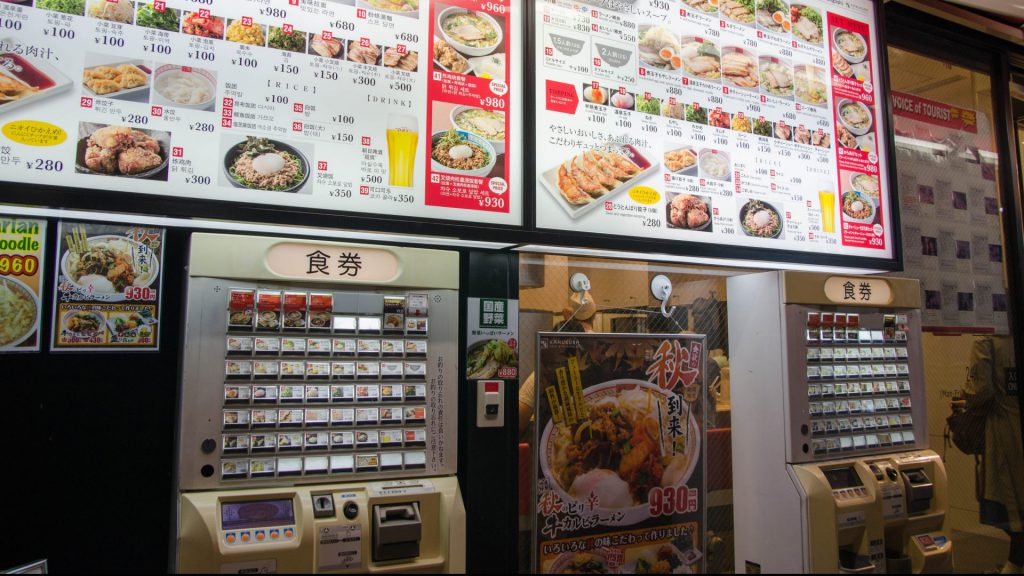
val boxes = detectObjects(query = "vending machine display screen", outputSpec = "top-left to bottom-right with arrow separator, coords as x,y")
221,499 -> 295,530
824,467 -> 863,490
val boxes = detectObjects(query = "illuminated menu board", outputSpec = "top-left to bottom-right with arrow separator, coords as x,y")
534,0 -> 893,260
0,0 -> 520,225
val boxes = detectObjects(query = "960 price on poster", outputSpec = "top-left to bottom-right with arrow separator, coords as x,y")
0,254 -> 39,276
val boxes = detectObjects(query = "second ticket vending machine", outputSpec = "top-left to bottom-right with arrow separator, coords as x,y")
728,271 -> 953,574
174,233 -> 465,573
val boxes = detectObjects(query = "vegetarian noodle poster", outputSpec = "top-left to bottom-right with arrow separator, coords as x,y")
466,297 -> 519,380
534,333 -> 706,574
0,0 -> 521,226
51,221 -> 165,351
533,0 -> 893,261
0,217 -> 45,353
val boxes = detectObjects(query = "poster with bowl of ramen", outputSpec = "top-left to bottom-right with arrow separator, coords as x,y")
51,221 -> 165,350
534,333 -> 706,574
0,217 -> 45,353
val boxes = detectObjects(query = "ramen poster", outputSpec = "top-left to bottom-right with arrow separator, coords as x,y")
534,333 -> 706,574
51,221 -> 165,351
0,217 -> 46,353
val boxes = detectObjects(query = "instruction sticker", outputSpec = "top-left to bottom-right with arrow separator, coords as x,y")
220,559 -> 277,574
318,524 -> 362,572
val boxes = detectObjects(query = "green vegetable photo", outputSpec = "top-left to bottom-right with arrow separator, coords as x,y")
136,3 -> 180,32
467,339 -> 518,380
268,26 -> 308,53
37,0 -> 85,16
636,96 -> 661,116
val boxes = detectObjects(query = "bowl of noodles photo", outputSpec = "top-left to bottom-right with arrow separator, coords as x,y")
539,379 -> 700,526
0,276 -> 38,348
59,233 -> 160,300
841,190 -> 876,224
223,136 -> 310,193
61,309 -> 105,338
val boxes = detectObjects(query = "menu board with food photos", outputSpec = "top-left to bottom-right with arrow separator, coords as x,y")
0,216 -> 45,352
534,333 -> 706,574
51,221 -> 164,350
534,0 -> 893,261
0,0 -> 520,225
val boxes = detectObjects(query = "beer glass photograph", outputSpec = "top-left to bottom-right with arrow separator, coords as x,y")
819,182 -> 836,234
387,114 -> 419,188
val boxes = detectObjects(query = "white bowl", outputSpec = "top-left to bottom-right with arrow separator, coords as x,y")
449,105 -> 505,155
150,65 -> 215,109
538,379 -> 701,527
437,6 -> 503,57
429,129 -> 497,178
0,276 -> 38,348
837,98 -> 873,136
832,27 -> 867,64
848,172 -> 879,198
841,190 -> 877,223
152,65 -> 216,110
60,234 -> 160,301
698,148 -> 731,181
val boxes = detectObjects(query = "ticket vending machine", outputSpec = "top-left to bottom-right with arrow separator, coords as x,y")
174,233 -> 465,573
728,271 -> 952,574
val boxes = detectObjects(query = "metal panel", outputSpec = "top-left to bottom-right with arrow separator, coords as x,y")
177,277 -> 459,491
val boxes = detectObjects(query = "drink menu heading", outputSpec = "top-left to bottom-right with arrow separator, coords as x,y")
534,0 -> 892,260
0,0 -> 520,225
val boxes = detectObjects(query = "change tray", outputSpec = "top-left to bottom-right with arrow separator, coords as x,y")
538,142 -> 658,220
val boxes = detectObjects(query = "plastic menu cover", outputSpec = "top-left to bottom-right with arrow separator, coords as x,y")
533,0 -> 893,263
51,221 -> 164,351
534,333 -> 706,574
0,217 -> 45,353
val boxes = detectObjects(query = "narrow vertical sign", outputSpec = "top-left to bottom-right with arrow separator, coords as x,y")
0,217 -> 45,352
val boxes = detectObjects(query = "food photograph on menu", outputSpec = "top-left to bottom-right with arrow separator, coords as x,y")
0,0 -> 521,226
51,221 -> 165,350
534,0 -> 893,261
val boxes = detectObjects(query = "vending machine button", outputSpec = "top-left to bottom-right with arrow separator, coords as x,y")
256,531 -> 265,541
270,530 -> 279,540
241,532 -> 250,542
226,533 -> 236,543
284,529 -> 294,538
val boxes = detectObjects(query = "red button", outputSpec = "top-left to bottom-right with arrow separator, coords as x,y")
485,381 -> 500,393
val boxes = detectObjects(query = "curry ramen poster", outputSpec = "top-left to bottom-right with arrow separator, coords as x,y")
534,333 -> 706,574
51,221 -> 165,351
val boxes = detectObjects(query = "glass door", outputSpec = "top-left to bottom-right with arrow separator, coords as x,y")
888,46 -> 1021,574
